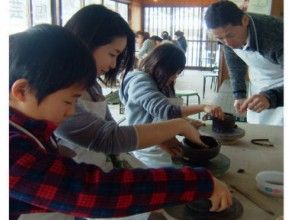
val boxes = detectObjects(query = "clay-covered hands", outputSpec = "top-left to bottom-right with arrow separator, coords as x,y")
209,177 -> 233,212
234,95 -> 270,114
159,137 -> 182,157
234,99 -> 246,114
203,105 -> 224,120
185,118 -> 206,129
179,119 -> 205,146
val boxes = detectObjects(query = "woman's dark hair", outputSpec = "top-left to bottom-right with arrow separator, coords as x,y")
9,24 -> 96,104
137,43 -> 186,96
65,5 -> 135,87
205,1 -> 245,29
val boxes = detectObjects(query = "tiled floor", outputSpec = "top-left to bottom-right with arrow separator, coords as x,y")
104,69 -> 237,123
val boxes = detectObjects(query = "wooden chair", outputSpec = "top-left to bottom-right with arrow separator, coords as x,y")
176,90 -> 201,119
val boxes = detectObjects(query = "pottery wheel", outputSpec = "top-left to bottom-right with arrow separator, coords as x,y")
199,125 -> 245,142
165,197 -> 243,220
173,153 -> 230,177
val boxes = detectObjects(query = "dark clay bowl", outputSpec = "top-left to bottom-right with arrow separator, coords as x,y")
181,135 -> 221,164
184,197 -> 243,220
212,112 -> 237,133
186,199 -> 212,213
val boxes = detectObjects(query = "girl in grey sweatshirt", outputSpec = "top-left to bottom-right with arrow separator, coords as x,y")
120,44 -> 224,168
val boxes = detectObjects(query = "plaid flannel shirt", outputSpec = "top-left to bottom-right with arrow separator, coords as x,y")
9,108 -> 213,219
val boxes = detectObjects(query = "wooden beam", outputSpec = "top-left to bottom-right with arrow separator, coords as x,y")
129,0 -> 143,31
112,0 -> 131,3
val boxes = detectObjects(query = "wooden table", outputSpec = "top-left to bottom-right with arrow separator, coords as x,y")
220,123 -> 283,219
111,123 -> 284,220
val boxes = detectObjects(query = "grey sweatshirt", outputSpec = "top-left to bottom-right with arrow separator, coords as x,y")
119,70 -> 182,125
54,82 -> 137,154
223,13 -> 283,108
136,39 -> 156,59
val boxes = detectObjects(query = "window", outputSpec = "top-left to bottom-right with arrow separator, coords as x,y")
61,0 -> 82,25
144,7 -> 219,69
9,0 -> 129,34
85,0 -> 102,6
104,0 -> 116,11
32,0 -> 52,25
117,2 -> 128,21
9,0 -> 29,34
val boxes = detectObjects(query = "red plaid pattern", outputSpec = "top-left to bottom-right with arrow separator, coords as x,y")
37,185 -> 58,200
10,108 -> 213,220
150,193 -> 166,205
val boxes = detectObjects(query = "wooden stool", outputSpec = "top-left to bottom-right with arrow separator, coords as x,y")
176,90 -> 201,119
202,71 -> 218,99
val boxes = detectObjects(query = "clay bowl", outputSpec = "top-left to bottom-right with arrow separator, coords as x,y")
186,199 -> 212,213
181,135 -> 221,164
185,197 -> 243,220
212,112 -> 237,133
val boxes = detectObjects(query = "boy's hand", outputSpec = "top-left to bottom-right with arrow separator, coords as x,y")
209,177 -> 233,212
203,105 -> 224,120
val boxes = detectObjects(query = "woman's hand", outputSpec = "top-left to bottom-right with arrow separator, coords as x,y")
209,177 -> 233,212
159,137 -> 182,157
185,118 -> 206,129
179,119 -> 205,146
203,105 -> 224,120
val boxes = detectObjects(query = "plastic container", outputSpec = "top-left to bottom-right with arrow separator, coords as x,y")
255,171 -> 283,197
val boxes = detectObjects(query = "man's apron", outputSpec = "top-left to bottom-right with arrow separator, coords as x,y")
232,19 -> 283,126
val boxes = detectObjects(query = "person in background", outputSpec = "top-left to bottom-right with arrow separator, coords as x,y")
150,35 -> 163,46
10,23 -> 232,220
204,1 -> 283,125
135,31 -> 149,48
174,30 -> 188,53
120,43 -> 224,168
135,30 -> 156,60
239,0 -> 250,12
161,31 -> 173,43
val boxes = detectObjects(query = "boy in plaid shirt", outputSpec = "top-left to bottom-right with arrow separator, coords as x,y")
9,24 -> 232,220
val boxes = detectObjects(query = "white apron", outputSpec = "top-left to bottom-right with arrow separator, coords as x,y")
10,121 -> 77,220
73,96 -> 113,172
233,19 -> 283,125
131,97 -> 183,168
78,91 -> 107,119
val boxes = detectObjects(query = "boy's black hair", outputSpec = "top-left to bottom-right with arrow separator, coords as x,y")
205,1 -> 245,29
138,43 -> 186,96
9,24 -> 97,104
65,5 -> 135,87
